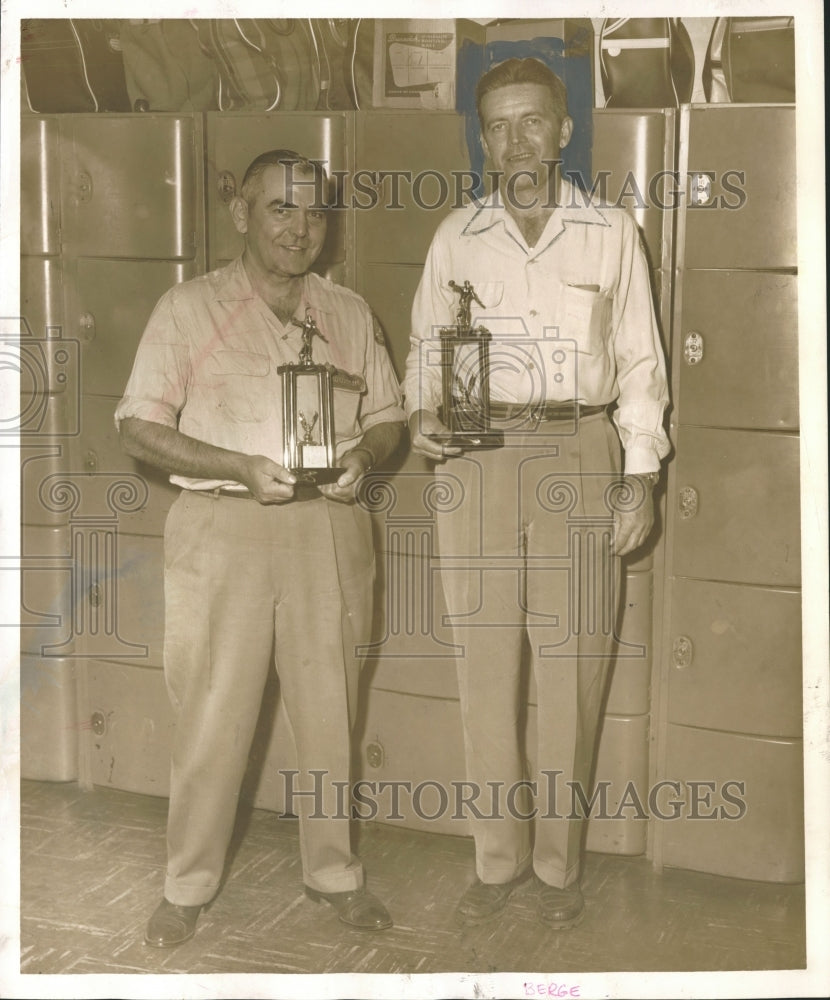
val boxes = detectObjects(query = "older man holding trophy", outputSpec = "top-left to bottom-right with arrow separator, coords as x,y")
117,149 -> 405,946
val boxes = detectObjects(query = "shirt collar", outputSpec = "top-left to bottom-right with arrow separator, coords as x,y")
462,178 -> 611,241
212,257 -> 334,315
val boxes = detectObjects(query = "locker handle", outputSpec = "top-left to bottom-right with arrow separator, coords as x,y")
74,171 -> 94,204
683,330 -> 704,365
672,635 -> 694,669
678,486 -> 698,519
79,312 -> 96,343
689,172 -> 714,207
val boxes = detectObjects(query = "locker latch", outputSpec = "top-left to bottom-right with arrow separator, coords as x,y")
365,741 -> 385,769
75,171 -> 94,204
678,486 -> 698,519
683,331 -> 704,365
672,635 -> 694,669
218,170 -> 237,203
689,172 -> 714,207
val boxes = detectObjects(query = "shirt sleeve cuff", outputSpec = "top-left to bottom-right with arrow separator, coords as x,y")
113,397 -> 179,431
623,446 -> 663,476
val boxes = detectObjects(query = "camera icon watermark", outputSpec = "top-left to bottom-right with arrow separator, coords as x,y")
0,316 -> 81,436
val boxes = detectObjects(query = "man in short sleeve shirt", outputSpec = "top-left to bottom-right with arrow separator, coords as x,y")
117,150 -> 405,946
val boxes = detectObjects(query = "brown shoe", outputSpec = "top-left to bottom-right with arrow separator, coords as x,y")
144,898 -> 203,948
304,886 -> 393,930
536,879 -> 584,929
455,869 -> 531,925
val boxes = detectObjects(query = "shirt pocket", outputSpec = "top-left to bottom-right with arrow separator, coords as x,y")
558,283 -> 612,354
204,350 -> 271,423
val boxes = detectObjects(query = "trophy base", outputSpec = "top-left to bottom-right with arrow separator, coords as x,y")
291,466 -> 345,486
429,430 -> 504,450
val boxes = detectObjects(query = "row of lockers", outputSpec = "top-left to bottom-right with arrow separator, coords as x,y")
654,101 -> 801,882
22,107 -> 795,269
20,515 -> 801,743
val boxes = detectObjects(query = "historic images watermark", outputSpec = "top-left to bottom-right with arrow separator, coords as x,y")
279,160 -> 748,213
279,770 -> 748,823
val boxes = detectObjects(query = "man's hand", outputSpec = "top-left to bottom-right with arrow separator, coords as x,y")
239,455 -> 296,504
612,475 -> 655,556
319,449 -> 371,503
409,410 -> 463,461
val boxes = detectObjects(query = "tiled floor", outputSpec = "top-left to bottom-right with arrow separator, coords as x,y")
19,779 -> 806,976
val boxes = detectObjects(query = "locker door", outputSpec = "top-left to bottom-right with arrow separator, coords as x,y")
60,115 -> 201,260
677,270 -> 798,430
671,427 -> 800,586
74,258 -> 198,398
355,112 -> 468,265
662,726 -> 804,883
684,106 -> 796,270
667,580 -> 802,738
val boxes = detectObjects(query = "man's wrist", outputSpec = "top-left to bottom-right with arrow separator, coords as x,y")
626,471 -> 660,489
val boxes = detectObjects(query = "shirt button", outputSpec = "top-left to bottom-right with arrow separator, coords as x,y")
529,309 -> 538,317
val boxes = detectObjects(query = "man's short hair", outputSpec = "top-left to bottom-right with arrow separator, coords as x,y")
476,58 -> 569,122
240,149 -> 327,205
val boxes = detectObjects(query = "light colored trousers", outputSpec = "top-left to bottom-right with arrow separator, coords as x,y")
435,413 -> 622,889
162,490 -> 374,905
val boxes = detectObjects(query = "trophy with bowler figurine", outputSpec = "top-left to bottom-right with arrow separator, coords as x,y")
278,310 -> 362,485
432,279 -> 503,449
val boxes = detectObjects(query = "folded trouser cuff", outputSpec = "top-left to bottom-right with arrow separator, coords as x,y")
164,876 -> 218,908
532,859 -> 581,890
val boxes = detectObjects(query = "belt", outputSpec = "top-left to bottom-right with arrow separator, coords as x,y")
214,487 -> 255,499
488,401 -> 608,422
200,485 -> 321,502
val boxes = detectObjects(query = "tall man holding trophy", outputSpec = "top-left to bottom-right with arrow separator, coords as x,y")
117,150 -> 405,947
406,57 -> 670,929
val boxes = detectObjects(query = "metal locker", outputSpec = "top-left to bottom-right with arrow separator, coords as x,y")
20,418 -> 80,529
359,262 -> 425,379
592,110 -> 672,268
205,112 -> 348,273
84,661 -> 173,796
74,259 -> 198,398
20,523 -> 74,656
75,394 -> 178,539
605,568 -> 652,716
525,707 -> 650,857
355,112 -> 468,266
671,427 -> 800,586
21,654 -> 78,782
21,256 -> 64,344
667,580 -> 802,738
72,531 -> 164,664
354,687 -> 469,837
59,114 -> 201,260
677,270 -> 798,430
661,724 -> 804,883
683,106 -> 796,270
21,115 -> 62,256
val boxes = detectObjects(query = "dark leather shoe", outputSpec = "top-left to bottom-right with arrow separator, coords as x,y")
144,898 -> 203,948
455,869 -> 531,924
536,879 -> 584,929
304,886 -> 393,930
